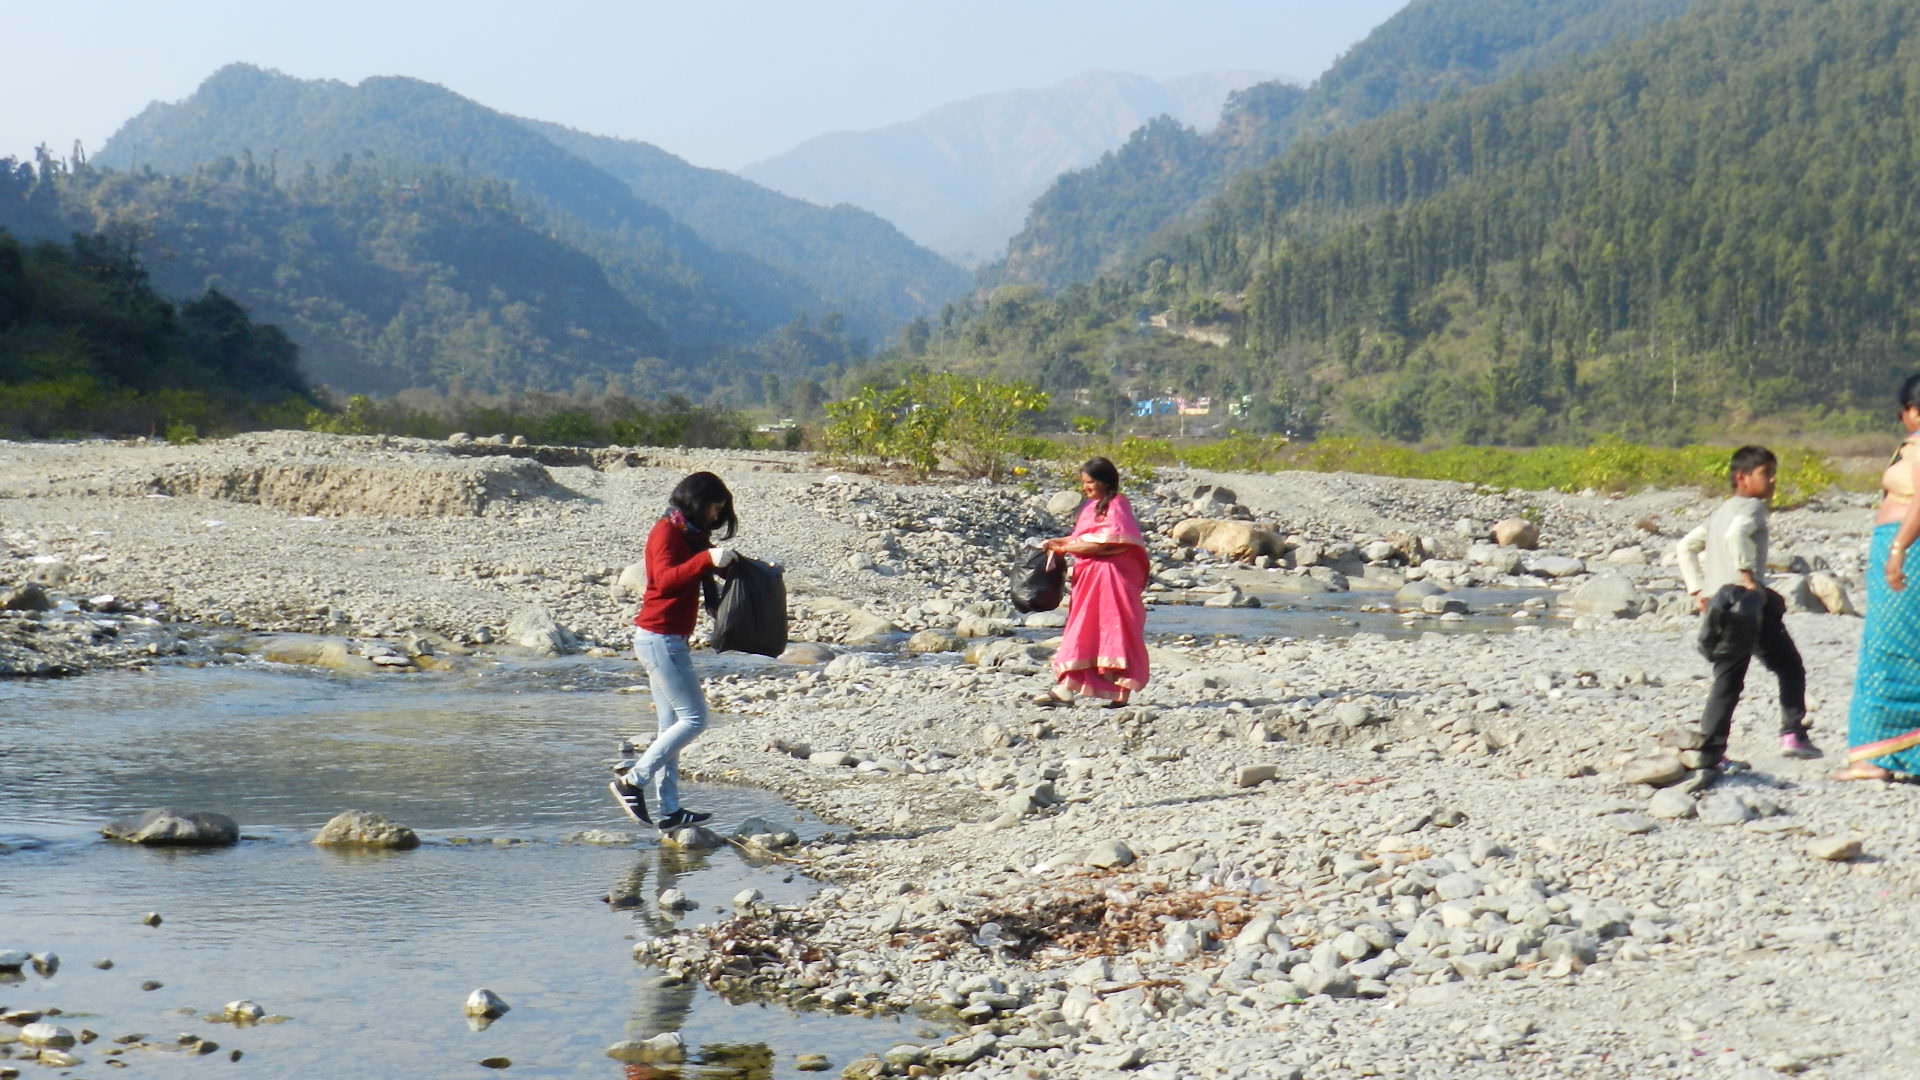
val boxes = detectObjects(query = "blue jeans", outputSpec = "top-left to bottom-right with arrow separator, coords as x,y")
627,629 -> 708,815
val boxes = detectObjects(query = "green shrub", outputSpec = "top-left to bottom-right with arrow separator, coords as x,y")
822,373 -> 1048,479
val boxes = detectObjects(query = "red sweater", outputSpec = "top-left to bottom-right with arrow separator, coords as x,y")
634,517 -> 715,636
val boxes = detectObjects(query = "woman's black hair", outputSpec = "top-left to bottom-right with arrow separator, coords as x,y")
1081,456 -> 1121,517
668,471 -> 737,540
1901,373 -> 1920,413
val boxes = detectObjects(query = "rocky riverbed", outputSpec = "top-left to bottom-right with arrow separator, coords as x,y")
3,431 -> 1916,1079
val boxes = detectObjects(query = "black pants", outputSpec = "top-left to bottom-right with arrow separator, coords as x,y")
1693,588 -> 1807,762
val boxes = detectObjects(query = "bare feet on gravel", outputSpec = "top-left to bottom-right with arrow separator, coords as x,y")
1831,762 -> 1893,782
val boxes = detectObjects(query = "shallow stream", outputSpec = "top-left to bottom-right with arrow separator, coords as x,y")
0,663 -> 939,1078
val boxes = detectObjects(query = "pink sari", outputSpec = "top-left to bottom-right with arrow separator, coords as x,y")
1053,493 -> 1151,700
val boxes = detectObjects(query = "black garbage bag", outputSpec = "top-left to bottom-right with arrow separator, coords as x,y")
1010,546 -> 1065,613
704,556 -> 789,656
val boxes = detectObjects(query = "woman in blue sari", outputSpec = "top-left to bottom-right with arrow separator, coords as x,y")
1837,374 -> 1920,781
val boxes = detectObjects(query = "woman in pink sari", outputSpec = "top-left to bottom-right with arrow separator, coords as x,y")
1036,457 -> 1151,706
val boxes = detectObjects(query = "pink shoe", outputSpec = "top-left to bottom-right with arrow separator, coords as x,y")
1780,732 -> 1823,759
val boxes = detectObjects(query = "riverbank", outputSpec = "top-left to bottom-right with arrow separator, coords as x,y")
3,431 -> 1914,1079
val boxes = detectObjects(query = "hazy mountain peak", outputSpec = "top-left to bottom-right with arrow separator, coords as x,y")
740,69 -> 1277,267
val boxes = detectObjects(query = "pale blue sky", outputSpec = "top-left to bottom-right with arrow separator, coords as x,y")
7,0 -> 1408,171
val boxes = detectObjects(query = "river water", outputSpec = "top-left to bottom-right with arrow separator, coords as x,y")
0,586 -> 1554,1075
0,662 -> 940,1078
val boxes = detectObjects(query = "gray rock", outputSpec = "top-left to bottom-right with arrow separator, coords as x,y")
1491,518 -> 1540,549
662,825 -> 726,851
1807,571 -> 1859,616
1698,792 -> 1756,827
906,628 -> 963,654
1084,840 -> 1136,868
1525,555 -> 1587,579
19,1022 -> 76,1049
313,810 -> 420,849
778,642 -> 835,664
224,999 -> 265,1023
1421,594 -> 1468,615
102,807 -> 239,847
1566,573 -> 1649,618
1394,581 -> 1447,608
464,989 -> 510,1018
1451,952 -> 1512,979
1807,835 -> 1863,862
658,888 -> 697,913
1047,490 -> 1085,517
1647,788 -> 1697,820
504,606 -> 577,654
927,1032 -> 999,1066
1436,872 -> 1483,901
0,583 -> 53,612
1622,754 -> 1689,787
1235,764 -> 1278,788
844,610 -> 898,643
1605,813 -> 1659,835
607,1032 -> 685,1064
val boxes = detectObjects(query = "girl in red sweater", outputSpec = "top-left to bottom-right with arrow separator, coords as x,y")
610,472 -> 737,830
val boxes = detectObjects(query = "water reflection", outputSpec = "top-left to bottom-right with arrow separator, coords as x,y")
0,661 -> 929,1079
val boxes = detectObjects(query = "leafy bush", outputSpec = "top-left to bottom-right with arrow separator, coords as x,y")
823,373 -> 1048,479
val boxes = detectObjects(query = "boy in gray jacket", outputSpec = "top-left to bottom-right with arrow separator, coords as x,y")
1675,445 -> 1820,776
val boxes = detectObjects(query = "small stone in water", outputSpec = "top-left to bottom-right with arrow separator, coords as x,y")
464,989 -> 510,1018
796,1053 -> 832,1071
479,1057 -> 511,1069
140,980 -> 163,991
94,958 -> 114,970
141,912 -> 163,927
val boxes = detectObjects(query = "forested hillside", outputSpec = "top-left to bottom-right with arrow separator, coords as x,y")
0,223 -> 315,437
990,0 -> 1695,290
908,0 -> 1920,445
523,119 -> 971,340
1,151 -> 676,395
94,64 -> 814,348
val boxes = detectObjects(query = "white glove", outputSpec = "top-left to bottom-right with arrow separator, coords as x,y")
709,545 -> 737,568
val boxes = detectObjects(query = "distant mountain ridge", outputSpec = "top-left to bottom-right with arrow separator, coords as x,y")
522,119 -> 970,341
93,64 -> 967,349
740,69 -> 1277,267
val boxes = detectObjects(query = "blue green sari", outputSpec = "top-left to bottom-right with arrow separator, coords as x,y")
1847,522 -> 1920,770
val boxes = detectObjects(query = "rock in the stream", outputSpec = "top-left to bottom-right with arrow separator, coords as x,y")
313,810 -> 420,849
102,808 -> 239,847
465,989 -> 510,1018
779,642 -> 835,664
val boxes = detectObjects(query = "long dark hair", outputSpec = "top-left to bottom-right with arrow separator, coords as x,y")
1901,373 -> 1920,413
1081,456 -> 1121,517
668,471 -> 737,540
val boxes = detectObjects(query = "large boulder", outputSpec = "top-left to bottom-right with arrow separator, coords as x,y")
1393,581 -> 1448,609
1566,573 -> 1650,618
505,607 -> 579,654
0,583 -> 53,612
1170,519 -> 1289,561
843,609 -> 897,644
313,810 -> 420,849
778,642 -> 835,664
1491,518 -> 1540,549
1772,574 -> 1824,614
1524,555 -> 1587,579
102,808 -> 240,847
1045,489 -> 1085,518
1807,571 -> 1859,616
907,628 -> 964,654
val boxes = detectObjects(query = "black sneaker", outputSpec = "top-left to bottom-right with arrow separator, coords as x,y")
608,775 -> 650,824
657,808 -> 712,831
